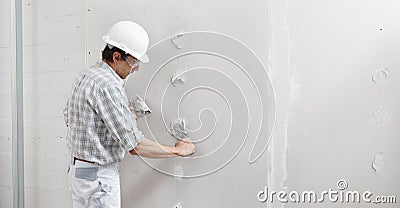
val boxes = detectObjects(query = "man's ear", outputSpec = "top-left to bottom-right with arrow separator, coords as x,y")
112,52 -> 122,63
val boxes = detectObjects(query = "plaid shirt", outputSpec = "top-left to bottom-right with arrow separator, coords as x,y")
64,60 -> 144,165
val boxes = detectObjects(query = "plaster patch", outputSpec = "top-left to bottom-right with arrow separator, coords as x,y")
130,95 -> 152,118
372,106 -> 390,125
372,67 -> 389,84
173,164 -> 184,179
173,201 -> 183,208
171,69 -> 186,87
372,152 -> 384,173
170,118 -> 188,139
171,30 -> 187,49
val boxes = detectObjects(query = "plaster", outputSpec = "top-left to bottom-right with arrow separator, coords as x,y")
131,94 -> 152,118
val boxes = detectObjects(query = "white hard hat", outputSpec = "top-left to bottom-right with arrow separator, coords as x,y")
102,21 -> 149,63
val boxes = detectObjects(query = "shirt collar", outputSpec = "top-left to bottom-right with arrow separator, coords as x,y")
96,60 -> 124,86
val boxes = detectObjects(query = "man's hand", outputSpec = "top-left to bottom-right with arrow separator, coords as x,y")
175,138 -> 195,157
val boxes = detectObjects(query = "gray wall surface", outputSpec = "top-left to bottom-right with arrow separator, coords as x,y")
0,0 -> 399,207
0,0 -> 13,207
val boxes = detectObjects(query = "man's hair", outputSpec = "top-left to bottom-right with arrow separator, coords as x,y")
102,44 -> 128,62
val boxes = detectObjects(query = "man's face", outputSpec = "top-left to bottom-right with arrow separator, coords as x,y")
125,55 -> 140,74
114,54 -> 140,79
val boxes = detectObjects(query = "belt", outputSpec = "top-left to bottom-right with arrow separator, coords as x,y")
74,157 -> 95,164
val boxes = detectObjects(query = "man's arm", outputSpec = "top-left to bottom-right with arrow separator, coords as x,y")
129,138 -> 195,158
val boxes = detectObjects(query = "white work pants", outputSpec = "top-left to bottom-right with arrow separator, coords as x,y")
68,158 -> 121,208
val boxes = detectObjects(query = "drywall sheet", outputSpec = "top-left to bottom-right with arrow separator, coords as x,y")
283,1 -> 400,207
87,0 -> 274,207
86,0 -> 400,208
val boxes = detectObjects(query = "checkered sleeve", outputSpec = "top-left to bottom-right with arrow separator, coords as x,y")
95,85 -> 144,152
63,100 -> 69,127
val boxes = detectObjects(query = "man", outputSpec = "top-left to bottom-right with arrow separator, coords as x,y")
63,21 -> 195,208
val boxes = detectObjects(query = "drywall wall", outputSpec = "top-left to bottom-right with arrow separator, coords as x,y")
283,1 -> 400,207
0,0 -> 13,207
0,0 -> 399,207
86,0 -> 400,207
86,1 -> 274,207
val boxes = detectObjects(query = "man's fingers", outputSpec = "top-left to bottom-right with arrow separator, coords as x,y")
175,139 -> 195,156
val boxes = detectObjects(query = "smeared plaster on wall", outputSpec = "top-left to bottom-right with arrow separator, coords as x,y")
282,0 -> 294,193
372,67 -> 389,84
289,71 -> 302,102
173,201 -> 183,208
372,152 -> 384,173
265,0 -> 293,203
372,106 -> 390,125
130,95 -> 152,118
170,118 -> 188,139
171,30 -> 187,49
281,112 -> 290,191
173,164 -> 184,179
171,69 -> 186,87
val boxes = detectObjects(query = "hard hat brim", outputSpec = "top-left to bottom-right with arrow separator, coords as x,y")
102,35 -> 149,63
138,54 -> 149,63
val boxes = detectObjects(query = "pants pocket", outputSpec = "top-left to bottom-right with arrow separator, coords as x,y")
75,167 -> 99,181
